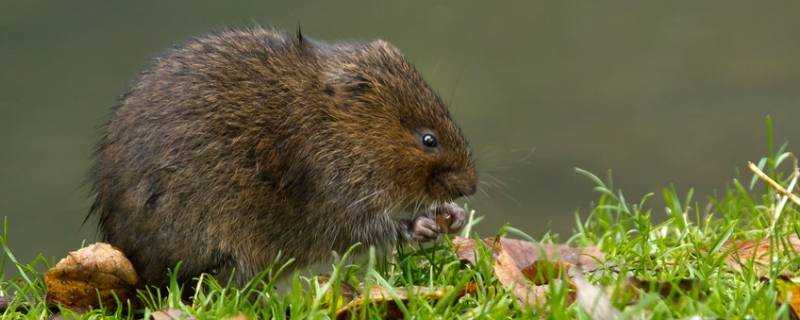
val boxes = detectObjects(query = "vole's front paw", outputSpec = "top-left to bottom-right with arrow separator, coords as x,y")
405,202 -> 466,242
409,216 -> 441,242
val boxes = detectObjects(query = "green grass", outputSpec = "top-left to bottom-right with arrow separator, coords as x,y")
3,120 -> 800,319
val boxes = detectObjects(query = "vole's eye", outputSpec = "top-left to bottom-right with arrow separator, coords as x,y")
422,134 -> 438,148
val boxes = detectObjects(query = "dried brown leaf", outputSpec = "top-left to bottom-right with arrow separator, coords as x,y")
453,236 -> 602,308
44,242 -> 138,309
493,241 -> 550,307
775,275 -> 800,319
573,273 -> 619,320
521,260 -> 571,286
723,236 -> 800,276
317,275 -> 358,303
151,308 -> 196,320
628,277 -> 701,299
452,236 -> 480,264
223,313 -> 251,320
335,284 -> 477,320
452,236 -> 603,272
48,307 -> 89,320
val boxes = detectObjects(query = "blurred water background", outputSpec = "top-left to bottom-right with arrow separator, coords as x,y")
2,0 -> 800,275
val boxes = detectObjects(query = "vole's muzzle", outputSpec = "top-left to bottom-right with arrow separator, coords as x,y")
432,169 -> 478,200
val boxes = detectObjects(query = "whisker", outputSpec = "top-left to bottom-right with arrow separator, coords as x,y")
477,186 -> 491,199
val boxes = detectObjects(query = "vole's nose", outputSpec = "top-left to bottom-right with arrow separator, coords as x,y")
439,169 -> 477,199
455,180 -> 477,198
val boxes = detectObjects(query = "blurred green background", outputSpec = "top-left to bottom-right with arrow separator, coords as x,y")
2,1 -> 799,275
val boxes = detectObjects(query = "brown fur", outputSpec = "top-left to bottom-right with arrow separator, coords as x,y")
90,27 -> 477,287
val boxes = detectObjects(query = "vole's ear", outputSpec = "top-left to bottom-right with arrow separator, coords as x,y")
296,24 -> 304,45
294,24 -> 313,55
322,68 -> 374,108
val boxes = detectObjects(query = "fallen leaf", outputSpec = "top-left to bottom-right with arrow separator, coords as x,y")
573,273 -> 619,320
452,236 -> 604,273
452,236 -> 480,264
317,275 -> 358,303
223,312 -> 251,320
335,284 -> 477,320
151,308 -> 196,320
722,236 -> 800,276
628,277 -> 701,300
44,242 -> 138,309
774,275 -> 800,319
492,240 -> 551,307
721,236 -> 800,316
317,275 -> 359,312
49,307 -> 89,320
452,236 -> 603,308
521,260 -> 572,286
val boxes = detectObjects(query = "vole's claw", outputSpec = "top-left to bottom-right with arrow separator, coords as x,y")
409,216 -> 440,242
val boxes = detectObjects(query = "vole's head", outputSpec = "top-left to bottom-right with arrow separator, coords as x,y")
318,39 -> 476,215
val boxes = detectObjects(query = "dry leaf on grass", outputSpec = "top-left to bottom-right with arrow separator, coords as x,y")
44,242 -> 138,309
150,308 -> 248,320
316,275 -> 359,312
573,273 -> 619,320
720,236 -> 800,316
48,307 -> 90,320
452,236 -> 603,307
452,236 -> 603,273
151,308 -> 197,320
722,235 -> 800,276
774,275 -> 800,319
335,283 -> 477,320
522,260 -> 573,286
222,313 -> 252,320
627,277 -> 701,300
492,240 -> 555,307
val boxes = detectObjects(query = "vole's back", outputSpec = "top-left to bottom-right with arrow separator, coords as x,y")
92,27 -> 477,287
93,29 -> 321,285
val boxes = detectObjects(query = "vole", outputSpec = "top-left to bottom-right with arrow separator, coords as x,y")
90,27 -> 477,287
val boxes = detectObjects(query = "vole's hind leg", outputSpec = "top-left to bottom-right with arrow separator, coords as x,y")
191,253 -> 239,288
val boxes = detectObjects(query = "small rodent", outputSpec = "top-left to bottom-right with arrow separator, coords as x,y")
90,27 -> 477,287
